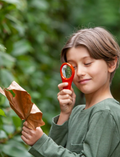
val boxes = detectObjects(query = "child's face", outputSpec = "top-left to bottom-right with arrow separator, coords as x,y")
66,46 -> 111,95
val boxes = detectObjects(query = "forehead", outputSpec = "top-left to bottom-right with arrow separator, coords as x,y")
66,46 -> 91,61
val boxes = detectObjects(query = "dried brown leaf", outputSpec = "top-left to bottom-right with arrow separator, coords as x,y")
0,81 -> 45,129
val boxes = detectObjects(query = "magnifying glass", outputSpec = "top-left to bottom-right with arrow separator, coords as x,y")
60,62 -> 75,89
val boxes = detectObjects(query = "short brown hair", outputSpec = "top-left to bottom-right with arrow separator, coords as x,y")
61,27 -> 120,82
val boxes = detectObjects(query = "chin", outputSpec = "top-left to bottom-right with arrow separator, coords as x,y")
78,87 -> 95,95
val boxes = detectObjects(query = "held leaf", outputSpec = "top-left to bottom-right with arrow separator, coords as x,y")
0,81 -> 45,129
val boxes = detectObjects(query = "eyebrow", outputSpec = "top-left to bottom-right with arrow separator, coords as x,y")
67,56 -> 91,62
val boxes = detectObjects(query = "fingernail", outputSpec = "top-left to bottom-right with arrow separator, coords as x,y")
65,82 -> 68,85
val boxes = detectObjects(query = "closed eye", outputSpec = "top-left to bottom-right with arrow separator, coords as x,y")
84,62 -> 92,66
73,66 -> 77,69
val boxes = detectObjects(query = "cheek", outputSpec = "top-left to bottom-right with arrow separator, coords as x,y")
86,65 -> 99,77
73,73 -> 77,82
91,66 -> 109,81
90,61 -> 108,76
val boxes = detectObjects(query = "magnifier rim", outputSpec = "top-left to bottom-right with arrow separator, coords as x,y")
60,62 -> 75,80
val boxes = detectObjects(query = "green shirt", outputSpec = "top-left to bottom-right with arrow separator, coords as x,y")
29,98 -> 120,157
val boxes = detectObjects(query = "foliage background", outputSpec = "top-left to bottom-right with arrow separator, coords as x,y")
0,0 -> 120,156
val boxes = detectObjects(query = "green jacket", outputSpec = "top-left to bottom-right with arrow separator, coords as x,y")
29,98 -> 120,157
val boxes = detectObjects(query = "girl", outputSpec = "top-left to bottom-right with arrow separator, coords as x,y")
21,27 -> 120,157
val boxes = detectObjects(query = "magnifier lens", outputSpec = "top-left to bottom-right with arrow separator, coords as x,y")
62,65 -> 72,78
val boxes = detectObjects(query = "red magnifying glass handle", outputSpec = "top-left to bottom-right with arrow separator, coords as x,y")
60,62 -> 75,90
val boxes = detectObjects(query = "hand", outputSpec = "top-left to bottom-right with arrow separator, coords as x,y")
57,82 -> 76,115
21,121 -> 43,146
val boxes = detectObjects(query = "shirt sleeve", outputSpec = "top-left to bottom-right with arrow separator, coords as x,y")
29,110 -> 120,157
48,115 -> 68,147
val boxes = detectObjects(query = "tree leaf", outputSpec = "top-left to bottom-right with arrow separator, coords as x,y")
11,39 -> 33,56
2,144 -> 32,157
0,130 -> 7,139
0,109 -> 6,117
0,50 -> 16,68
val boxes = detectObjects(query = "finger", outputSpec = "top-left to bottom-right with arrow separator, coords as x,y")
58,94 -> 73,101
21,135 -> 31,145
22,130 -> 30,140
23,121 -> 27,126
73,92 -> 76,99
70,87 -> 76,97
57,89 -> 72,97
71,87 -> 74,92
59,98 -> 73,106
21,134 -> 27,142
71,87 -> 75,95
22,126 -> 32,135
23,121 -> 29,128
63,89 -> 72,95
23,121 -> 32,130
58,82 -> 68,91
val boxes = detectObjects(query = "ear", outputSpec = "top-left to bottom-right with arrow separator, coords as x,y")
108,57 -> 118,73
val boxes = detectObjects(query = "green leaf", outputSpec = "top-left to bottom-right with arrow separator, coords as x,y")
30,0 -> 49,10
1,139 -> 32,156
1,69 -> 15,87
11,39 -> 33,56
0,44 -> 6,52
0,109 -> 6,117
8,90 -> 16,97
2,0 -> 20,3
2,144 -> 32,157
0,47 -> 16,68
2,0 -> 27,11
3,125 -> 15,134
0,130 -> 7,139
12,116 -> 22,129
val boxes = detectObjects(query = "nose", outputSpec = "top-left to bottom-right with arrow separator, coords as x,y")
76,65 -> 86,77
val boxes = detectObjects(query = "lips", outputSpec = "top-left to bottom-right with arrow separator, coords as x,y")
78,78 -> 91,84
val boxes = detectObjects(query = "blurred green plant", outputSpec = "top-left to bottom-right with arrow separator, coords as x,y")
0,109 -> 6,116
0,0 -> 120,156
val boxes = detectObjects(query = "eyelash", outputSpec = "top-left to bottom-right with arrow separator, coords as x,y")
73,66 -> 77,69
84,62 -> 92,66
72,62 -> 92,69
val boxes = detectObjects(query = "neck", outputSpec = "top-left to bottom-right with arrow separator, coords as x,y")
85,85 -> 113,109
